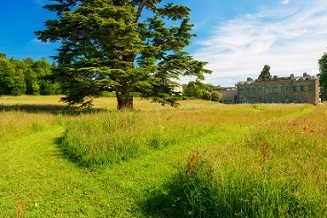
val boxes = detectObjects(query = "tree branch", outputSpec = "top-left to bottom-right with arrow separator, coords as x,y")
135,0 -> 147,22
121,0 -> 128,6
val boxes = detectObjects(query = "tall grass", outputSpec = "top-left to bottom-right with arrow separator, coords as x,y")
0,111 -> 59,141
61,109 -> 220,167
2,95 -> 325,217
60,102 -> 317,168
143,148 -> 323,217
141,105 -> 327,217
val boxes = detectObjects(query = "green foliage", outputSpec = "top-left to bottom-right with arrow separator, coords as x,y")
202,91 -> 211,100
0,57 -> 26,95
0,53 -> 62,96
211,91 -> 220,102
184,81 -> 202,98
183,80 -> 214,99
259,64 -> 272,80
318,52 -> 327,100
36,0 -> 212,109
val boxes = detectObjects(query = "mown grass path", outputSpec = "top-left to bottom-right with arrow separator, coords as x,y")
0,124 -> 240,217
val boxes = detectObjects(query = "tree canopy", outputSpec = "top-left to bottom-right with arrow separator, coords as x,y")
318,52 -> 327,101
318,52 -> 327,93
258,64 -> 271,81
35,0 -> 212,109
0,53 -> 60,96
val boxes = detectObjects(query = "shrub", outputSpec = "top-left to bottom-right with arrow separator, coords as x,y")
202,91 -> 211,100
211,91 -> 220,102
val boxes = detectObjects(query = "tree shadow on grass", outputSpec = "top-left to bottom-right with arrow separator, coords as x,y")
0,104 -> 106,115
53,135 -> 109,172
53,136 -> 80,166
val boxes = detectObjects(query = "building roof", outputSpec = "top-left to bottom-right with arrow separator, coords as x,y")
235,73 -> 318,86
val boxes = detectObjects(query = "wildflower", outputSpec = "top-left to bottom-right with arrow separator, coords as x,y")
310,129 -> 314,133
292,122 -> 296,126
166,117 -> 171,121
303,126 -> 307,131
292,192 -> 300,199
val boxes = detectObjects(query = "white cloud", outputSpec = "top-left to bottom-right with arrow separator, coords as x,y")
192,0 -> 327,86
281,0 -> 290,5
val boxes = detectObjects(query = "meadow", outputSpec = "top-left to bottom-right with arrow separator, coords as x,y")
0,95 -> 326,217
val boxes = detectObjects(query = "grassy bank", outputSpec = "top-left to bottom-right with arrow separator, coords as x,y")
0,96 -> 326,217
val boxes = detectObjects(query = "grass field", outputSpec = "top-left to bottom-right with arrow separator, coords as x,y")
0,95 -> 326,217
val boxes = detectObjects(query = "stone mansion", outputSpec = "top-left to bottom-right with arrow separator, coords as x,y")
217,73 -> 320,104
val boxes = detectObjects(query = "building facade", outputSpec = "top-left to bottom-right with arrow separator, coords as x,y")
235,73 -> 320,104
216,87 -> 237,104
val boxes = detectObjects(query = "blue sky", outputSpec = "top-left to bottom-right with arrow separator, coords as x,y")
1,0 -> 327,86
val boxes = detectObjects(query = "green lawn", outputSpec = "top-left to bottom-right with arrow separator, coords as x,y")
0,96 -> 326,217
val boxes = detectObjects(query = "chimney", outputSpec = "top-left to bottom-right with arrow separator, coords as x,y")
290,74 -> 294,78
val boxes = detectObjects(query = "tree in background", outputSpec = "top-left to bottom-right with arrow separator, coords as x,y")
32,58 -> 61,95
258,65 -> 271,81
184,81 -> 203,99
318,52 -> 327,100
35,0 -> 211,109
183,80 -> 214,99
0,52 -> 61,96
22,58 -> 40,95
0,55 -> 26,95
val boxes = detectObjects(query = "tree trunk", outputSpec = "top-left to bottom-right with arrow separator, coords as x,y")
116,91 -> 134,110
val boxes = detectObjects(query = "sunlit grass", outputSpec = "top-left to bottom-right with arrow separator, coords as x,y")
0,96 -> 326,217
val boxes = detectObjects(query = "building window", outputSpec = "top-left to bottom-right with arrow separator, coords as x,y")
285,85 -> 289,92
271,96 -> 275,103
258,87 -> 262,95
252,97 -> 256,103
265,87 -> 269,94
300,85 -> 304,92
252,88 -> 256,95
246,88 -> 250,95
300,95 -> 305,102
277,85 -> 282,93
277,95 -> 282,103
293,86 -> 297,92
292,95 -> 297,102
309,85 -> 313,91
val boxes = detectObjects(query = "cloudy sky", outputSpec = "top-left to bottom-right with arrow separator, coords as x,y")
0,0 -> 327,86
187,0 -> 327,86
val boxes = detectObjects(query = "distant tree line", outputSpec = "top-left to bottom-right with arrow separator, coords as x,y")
0,52 -> 61,96
0,52 -> 220,101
